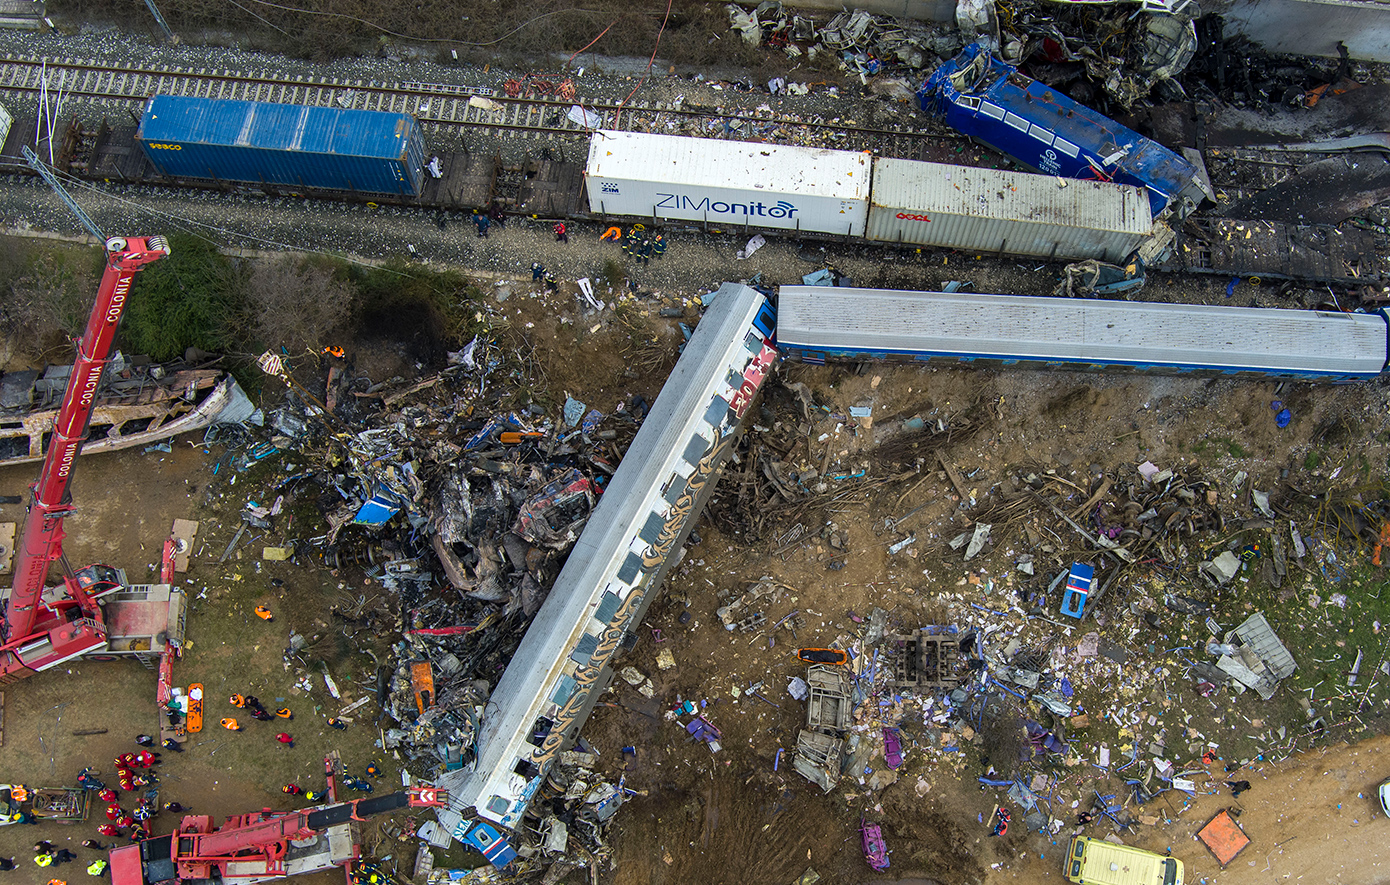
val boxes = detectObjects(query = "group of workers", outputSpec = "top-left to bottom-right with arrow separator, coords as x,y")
221,693 -> 293,736
31,839 -> 105,877
601,224 -> 666,264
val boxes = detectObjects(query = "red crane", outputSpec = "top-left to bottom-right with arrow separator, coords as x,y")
110,757 -> 448,885
0,235 -> 170,683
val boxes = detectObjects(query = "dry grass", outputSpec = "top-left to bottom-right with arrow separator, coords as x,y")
64,0 -> 780,72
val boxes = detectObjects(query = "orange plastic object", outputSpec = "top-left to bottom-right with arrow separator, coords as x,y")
1373,521 -> 1390,566
187,683 -> 204,733
1197,809 -> 1251,866
411,661 -> 435,715
797,648 -> 849,666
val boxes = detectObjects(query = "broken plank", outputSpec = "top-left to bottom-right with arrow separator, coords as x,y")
170,518 -> 199,573
72,727 -> 109,736
0,522 -> 13,574
1069,477 -> 1113,522
938,454 -> 969,503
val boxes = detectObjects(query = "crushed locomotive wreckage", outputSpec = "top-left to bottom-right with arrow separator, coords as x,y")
0,352 -> 252,465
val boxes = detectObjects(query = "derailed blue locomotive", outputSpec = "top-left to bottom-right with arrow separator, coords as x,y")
918,43 -> 1210,218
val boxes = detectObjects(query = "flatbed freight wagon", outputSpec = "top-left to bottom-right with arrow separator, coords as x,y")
136,95 -> 427,197
585,130 -> 870,236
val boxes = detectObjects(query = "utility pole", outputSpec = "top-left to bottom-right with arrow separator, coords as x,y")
144,0 -> 177,42
22,145 -> 104,242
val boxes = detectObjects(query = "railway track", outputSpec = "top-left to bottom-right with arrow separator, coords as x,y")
0,55 -> 1334,199
0,55 -> 942,158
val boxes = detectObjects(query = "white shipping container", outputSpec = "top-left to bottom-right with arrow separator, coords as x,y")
866,158 -> 1152,261
0,103 -> 11,152
585,130 -> 870,236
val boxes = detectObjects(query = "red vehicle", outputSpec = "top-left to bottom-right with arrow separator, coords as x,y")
0,236 -> 187,685
110,757 -> 447,884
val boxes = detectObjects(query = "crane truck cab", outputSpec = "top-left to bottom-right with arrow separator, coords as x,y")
1065,835 -> 1183,885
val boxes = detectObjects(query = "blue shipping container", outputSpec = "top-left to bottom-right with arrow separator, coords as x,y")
137,95 -> 426,196
918,43 -> 1208,217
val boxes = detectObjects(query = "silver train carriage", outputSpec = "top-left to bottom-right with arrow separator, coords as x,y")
775,286 -> 1390,382
439,283 -> 777,831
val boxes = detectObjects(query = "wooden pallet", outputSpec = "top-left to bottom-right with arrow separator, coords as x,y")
0,522 -> 14,575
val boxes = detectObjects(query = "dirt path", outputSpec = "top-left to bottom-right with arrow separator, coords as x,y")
998,735 -> 1390,885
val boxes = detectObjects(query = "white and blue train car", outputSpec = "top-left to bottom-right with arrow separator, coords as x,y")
776,286 -> 1390,382
439,283 -> 777,832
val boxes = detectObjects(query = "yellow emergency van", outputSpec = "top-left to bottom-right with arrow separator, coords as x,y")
1065,835 -> 1183,885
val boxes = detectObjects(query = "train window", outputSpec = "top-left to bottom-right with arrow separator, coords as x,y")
1003,111 -> 1031,132
616,551 -> 643,584
1027,123 -> 1054,145
571,632 -> 600,665
753,305 -> 776,338
595,590 -> 623,624
664,475 -> 686,505
958,96 -> 981,110
683,434 -> 710,467
639,511 -> 666,545
1054,139 -> 1080,158
704,396 -> 731,427
527,716 -> 554,746
980,102 -> 1006,121
551,675 -> 577,707
486,797 -> 510,816
513,758 -> 540,778
744,331 -> 764,354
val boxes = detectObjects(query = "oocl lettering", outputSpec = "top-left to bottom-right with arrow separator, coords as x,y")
895,211 -> 933,222
656,194 -> 799,220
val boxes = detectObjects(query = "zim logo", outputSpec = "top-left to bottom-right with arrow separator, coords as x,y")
147,143 -> 182,150
896,211 -> 931,222
601,181 -> 619,193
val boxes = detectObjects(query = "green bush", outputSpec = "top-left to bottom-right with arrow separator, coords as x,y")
120,233 -> 242,362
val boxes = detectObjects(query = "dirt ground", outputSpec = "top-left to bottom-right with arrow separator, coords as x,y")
0,444 -> 408,883
3,238 -> 1390,884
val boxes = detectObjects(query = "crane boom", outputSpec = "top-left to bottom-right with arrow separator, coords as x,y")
1,235 -> 169,680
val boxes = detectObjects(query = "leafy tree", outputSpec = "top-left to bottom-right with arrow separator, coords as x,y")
119,233 -> 241,362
